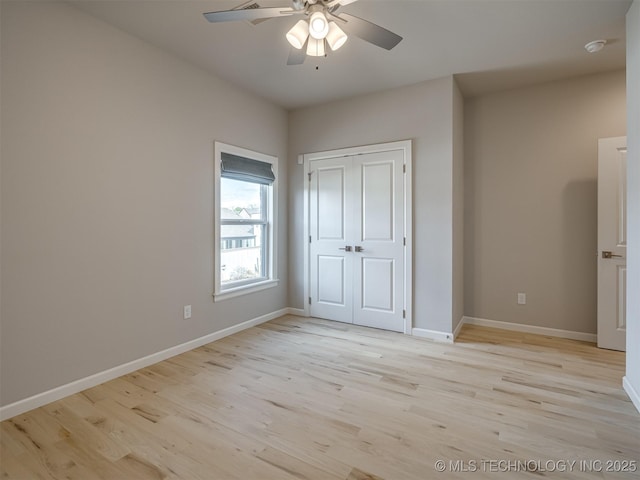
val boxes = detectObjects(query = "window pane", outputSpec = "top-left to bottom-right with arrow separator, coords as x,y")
220,224 -> 265,284
221,178 -> 263,219
220,177 -> 267,287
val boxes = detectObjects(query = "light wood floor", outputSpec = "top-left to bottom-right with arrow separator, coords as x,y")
1,316 -> 639,479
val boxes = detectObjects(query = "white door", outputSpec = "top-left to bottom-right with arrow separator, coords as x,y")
309,150 -> 405,332
308,157 -> 353,324
597,136 -> 627,351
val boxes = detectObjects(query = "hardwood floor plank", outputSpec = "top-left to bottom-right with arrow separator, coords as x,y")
42,405 -> 130,462
0,448 -> 49,480
2,316 -> 638,479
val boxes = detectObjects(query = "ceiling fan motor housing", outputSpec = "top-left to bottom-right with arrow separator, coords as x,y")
292,0 -> 305,10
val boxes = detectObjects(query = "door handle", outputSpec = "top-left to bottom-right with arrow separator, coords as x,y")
339,246 -> 352,252
354,246 -> 364,252
602,251 -> 623,259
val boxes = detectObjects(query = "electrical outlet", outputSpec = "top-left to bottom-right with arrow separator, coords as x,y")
183,305 -> 192,319
517,293 -> 526,305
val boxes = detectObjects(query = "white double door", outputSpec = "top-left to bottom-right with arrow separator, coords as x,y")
309,150 -> 405,332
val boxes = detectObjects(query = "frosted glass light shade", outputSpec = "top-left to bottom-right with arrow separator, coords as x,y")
286,20 -> 309,49
309,12 -> 329,40
306,37 -> 326,57
326,22 -> 348,51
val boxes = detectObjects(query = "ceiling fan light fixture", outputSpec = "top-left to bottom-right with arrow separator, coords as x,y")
326,21 -> 348,51
306,37 -> 326,56
286,19 -> 309,49
309,11 -> 329,40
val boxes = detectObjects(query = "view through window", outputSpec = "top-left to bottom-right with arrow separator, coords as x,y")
220,178 -> 268,286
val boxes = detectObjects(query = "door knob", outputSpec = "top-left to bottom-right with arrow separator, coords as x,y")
354,246 -> 364,252
339,246 -> 352,252
602,251 -> 623,259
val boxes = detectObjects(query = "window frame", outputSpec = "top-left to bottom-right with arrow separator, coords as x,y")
213,142 -> 278,302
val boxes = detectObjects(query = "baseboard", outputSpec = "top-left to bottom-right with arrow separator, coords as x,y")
462,316 -> 597,343
286,307 -> 308,317
453,316 -> 465,341
0,308 -> 289,421
623,376 -> 640,414
412,317 -> 464,343
412,328 -> 454,343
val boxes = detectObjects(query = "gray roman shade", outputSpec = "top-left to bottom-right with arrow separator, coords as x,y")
221,152 -> 275,185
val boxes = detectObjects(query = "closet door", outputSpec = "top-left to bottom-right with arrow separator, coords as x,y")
352,150 -> 405,332
309,157 -> 354,324
309,149 -> 405,333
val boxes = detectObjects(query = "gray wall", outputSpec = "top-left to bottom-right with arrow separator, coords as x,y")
452,80 -> 465,333
288,77 -> 460,333
464,70 -> 627,334
626,0 -> 640,406
0,1 -> 288,406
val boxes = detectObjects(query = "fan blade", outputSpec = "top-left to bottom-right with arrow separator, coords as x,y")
333,13 -> 402,50
204,7 -> 296,23
327,0 -> 359,9
287,46 -> 307,65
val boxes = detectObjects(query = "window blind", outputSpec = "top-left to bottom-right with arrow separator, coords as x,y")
221,152 -> 275,185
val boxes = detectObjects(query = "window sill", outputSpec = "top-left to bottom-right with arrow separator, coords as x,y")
213,279 -> 279,302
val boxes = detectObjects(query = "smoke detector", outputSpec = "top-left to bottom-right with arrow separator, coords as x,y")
585,40 -> 607,53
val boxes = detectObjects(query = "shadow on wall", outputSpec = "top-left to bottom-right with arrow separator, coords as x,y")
563,179 -> 597,333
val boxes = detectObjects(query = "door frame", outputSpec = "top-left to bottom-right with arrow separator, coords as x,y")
302,140 -> 413,334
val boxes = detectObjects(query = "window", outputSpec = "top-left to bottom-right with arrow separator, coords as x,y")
214,142 -> 278,301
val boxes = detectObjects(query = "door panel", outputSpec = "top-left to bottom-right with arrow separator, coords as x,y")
361,258 -> 394,312
597,136 -> 627,351
317,167 -> 346,240
617,265 -> 627,330
362,162 -> 394,241
353,150 -> 405,332
310,159 -> 353,324
317,256 -> 346,305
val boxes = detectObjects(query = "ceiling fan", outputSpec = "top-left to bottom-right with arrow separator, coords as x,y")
203,0 -> 403,65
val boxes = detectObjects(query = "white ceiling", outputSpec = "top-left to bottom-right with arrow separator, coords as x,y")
71,0 -> 631,109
